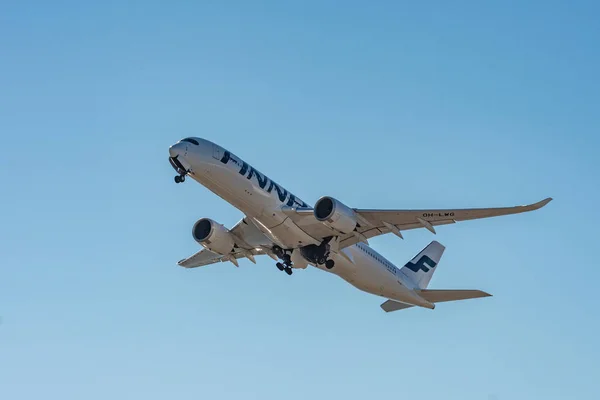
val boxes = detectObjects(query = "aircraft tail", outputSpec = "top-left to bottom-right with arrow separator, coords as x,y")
399,240 -> 445,289
380,290 -> 491,312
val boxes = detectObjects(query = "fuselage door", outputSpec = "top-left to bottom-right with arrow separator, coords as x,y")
212,144 -> 223,161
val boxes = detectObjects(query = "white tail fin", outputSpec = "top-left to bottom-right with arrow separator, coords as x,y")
400,241 -> 445,289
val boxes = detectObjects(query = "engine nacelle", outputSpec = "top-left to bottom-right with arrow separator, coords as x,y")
313,196 -> 358,234
192,218 -> 235,255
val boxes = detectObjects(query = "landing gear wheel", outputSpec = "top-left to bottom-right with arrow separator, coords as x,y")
174,175 -> 185,183
325,259 -> 335,269
276,262 -> 285,271
317,257 -> 327,265
284,267 -> 293,275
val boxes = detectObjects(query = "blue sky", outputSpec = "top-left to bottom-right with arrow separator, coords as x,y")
1,1 -> 599,399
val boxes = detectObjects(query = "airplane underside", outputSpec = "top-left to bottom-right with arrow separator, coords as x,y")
270,237 -> 336,275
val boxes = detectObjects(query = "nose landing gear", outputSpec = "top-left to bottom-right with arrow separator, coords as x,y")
169,156 -> 189,184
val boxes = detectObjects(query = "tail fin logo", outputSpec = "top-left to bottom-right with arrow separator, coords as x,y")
404,255 -> 437,273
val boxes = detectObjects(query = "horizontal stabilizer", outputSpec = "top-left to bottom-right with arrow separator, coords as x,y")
417,289 -> 492,303
380,290 -> 491,312
380,300 -> 415,312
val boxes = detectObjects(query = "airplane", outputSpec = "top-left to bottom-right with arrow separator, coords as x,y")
168,137 -> 552,312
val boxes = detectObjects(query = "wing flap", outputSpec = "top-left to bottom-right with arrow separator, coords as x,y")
339,219 -> 457,248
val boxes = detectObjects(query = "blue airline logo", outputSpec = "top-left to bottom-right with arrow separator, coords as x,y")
404,255 -> 437,273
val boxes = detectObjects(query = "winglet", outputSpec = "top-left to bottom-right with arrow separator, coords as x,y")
530,197 -> 553,210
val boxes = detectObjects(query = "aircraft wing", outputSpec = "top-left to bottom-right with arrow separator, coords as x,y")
178,246 -> 269,268
177,217 -> 275,268
284,197 -> 552,250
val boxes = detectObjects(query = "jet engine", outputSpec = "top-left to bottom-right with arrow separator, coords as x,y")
192,218 -> 235,255
313,196 -> 358,234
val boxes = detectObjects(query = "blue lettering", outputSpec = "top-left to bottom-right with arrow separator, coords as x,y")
239,162 -> 248,176
267,180 -> 288,202
237,160 -> 309,206
286,194 -> 296,207
220,151 -> 230,164
247,167 -> 268,189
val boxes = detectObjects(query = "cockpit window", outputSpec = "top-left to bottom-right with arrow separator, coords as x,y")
181,138 -> 199,145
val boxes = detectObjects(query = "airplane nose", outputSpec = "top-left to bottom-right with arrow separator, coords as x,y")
169,142 -> 185,158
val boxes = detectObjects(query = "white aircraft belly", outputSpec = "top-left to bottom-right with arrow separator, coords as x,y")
189,162 -> 319,249
323,246 -> 415,303
192,163 -> 265,217
251,216 -> 321,249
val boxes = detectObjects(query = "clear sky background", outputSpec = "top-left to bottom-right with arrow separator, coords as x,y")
1,1 -> 599,399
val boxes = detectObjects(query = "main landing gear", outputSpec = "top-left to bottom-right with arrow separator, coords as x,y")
315,255 -> 335,269
299,239 -> 336,270
174,174 -> 186,184
272,242 -> 336,275
273,246 -> 293,275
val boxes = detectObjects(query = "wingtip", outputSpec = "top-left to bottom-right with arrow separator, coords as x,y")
531,197 -> 553,209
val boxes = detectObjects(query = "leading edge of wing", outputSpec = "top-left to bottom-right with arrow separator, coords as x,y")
177,247 -> 269,268
355,197 -> 553,215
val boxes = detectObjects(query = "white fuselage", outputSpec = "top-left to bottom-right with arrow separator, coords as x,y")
169,138 -> 430,307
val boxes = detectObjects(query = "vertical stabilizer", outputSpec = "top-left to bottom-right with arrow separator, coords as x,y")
400,241 -> 445,289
